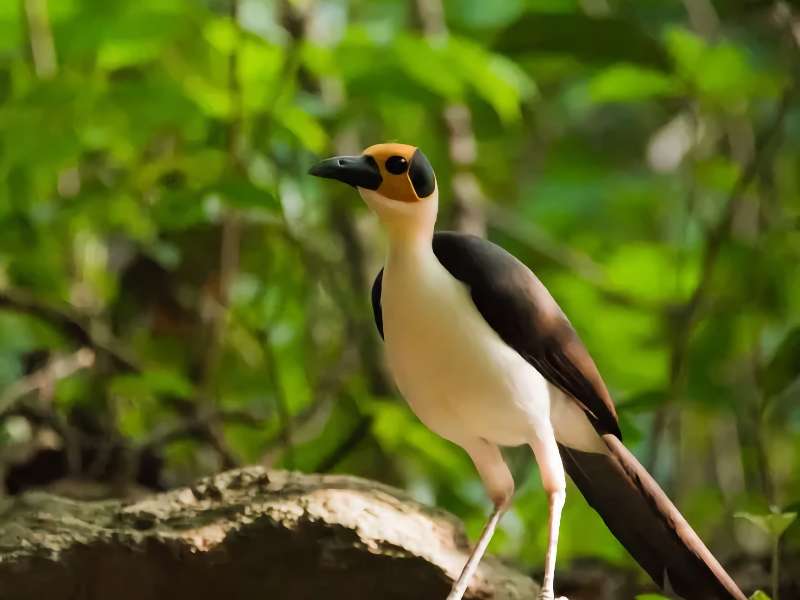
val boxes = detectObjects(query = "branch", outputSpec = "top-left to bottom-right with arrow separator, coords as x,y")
0,290 -> 139,372
193,0 -> 248,469
261,332 -> 294,468
199,0 -> 244,388
316,414 -> 373,473
141,397 -> 262,469
646,81 -> 796,472
23,0 -> 57,79
486,204 -> 669,313
0,348 -> 95,417
260,348 -> 355,466
682,84 -> 796,332
414,0 -> 487,236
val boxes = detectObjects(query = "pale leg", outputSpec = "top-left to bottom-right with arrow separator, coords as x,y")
531,430 -> 568,600
447,439 -> 514,600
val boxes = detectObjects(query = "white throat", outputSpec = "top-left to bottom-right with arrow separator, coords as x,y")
359,187 -> 438,251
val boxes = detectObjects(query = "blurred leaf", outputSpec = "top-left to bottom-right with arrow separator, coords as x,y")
605,243 -> 698,303
110,370 -> 192,440
94,6 -> 182,70
546,275 -> 667,391
214,178 -> 280,212
0,2 -> 23,53
617,411 -> 644,447
277,104 -> 328,153
368,401 -> 414,451
109,369 -> 193,401
750,591 -> 773,600
445,0 -> 527,30
763,326 -> 800,398
665,26 -> 780,109
664,27 -> 707,76
54,373 -> 93,411
203,16 -> 239,55
694,156 -> 741,194
735,509 -> 797,539
497,14 -> 669,69
0,311 -> 63,356
395,35 -> 464,100
239,38 -> 285,111
57,4 -> 183,64
618,389 -> 668,414
589,64 -> 680,103
445,36 -> 536,122
366,400 -> 465,474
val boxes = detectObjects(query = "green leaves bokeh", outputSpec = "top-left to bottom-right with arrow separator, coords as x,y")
1,0 -> 799,591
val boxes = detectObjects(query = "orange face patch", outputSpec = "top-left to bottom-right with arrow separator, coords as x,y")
362,143 -> 435,203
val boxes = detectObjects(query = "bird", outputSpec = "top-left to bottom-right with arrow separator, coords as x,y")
309,142 -> 747,600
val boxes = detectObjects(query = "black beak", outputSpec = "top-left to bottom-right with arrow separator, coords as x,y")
308,155 -> 382,190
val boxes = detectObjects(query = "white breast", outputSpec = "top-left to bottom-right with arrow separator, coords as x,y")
380,247 -> 554,448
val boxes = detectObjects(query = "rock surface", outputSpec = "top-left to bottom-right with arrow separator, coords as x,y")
0,467 -> 539,600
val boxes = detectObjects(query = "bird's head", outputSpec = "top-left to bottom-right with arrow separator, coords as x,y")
309,143 -> 438,242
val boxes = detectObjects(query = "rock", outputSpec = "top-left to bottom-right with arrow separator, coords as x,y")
0,467 -> 539,600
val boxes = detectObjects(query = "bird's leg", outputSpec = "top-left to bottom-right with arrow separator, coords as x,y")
539,486 -> 566,600
447,439 -> 514,600
446,503 -> 505,600
531,431 -> 568,600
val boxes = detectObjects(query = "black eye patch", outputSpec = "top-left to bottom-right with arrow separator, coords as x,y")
409,149 -> 435,198
385,155 -> 408,175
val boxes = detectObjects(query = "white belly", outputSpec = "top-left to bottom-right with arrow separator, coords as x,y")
381,251 -> 553,447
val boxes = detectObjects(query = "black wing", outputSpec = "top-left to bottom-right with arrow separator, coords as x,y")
371,268 -> 384,339
431,232 -> 620,438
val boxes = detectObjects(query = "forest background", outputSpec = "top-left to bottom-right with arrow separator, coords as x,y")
0,0 -> 799,596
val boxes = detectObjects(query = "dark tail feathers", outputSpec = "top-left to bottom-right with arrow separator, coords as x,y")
559,434 -> 746,600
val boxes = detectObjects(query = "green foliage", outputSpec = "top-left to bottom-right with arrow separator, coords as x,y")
664,26 -> 782,111
763,327 -> 800,399
737,508 -> 797,599
589,64 -> 681,103
0,0 -> 799,592
737,509 -> 798,540
498,13 -> 670,68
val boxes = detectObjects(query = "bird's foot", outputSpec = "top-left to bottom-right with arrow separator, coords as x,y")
537,591 -> 568,600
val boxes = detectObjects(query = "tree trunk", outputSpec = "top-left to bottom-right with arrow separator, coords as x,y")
0,468 -> 539,600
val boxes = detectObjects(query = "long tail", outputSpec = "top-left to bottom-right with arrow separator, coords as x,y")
558,434 -> 746,600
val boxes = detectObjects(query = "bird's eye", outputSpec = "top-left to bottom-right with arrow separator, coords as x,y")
385,155 -> 408,175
